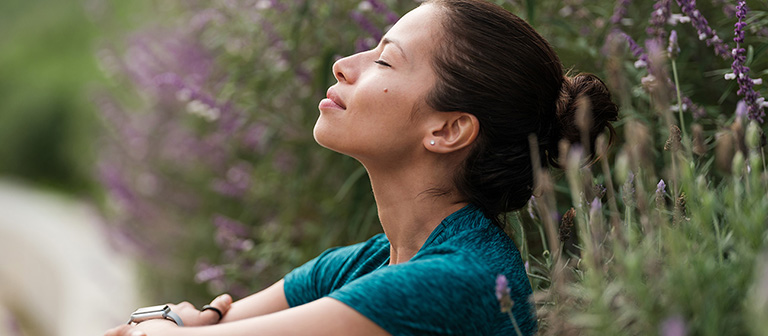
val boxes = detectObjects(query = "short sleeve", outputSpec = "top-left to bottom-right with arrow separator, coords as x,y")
283,234 -> 390,308
283,246 -> 344,307
327,253 -> 505,336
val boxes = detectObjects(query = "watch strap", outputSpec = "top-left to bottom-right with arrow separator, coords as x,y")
164,310 -> 184,326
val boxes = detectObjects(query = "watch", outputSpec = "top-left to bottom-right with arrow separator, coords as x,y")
127,305 -> 184,326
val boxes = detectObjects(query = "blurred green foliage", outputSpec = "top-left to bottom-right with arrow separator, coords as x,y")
0,0 -> 97,194
0,0 -> 153,195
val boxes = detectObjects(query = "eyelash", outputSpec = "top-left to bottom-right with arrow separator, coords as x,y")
374,60 -> 391,67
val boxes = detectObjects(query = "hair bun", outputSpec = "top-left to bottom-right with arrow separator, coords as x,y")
549,73 -> 619,166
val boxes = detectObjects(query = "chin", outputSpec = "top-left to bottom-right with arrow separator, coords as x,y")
313,119 -> 340,151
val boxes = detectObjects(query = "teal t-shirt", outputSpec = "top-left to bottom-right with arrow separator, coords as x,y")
283,205 -> 536,335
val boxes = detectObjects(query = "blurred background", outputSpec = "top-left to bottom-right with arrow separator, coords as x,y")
0,0 -> 766,335
0,0 -> 153,334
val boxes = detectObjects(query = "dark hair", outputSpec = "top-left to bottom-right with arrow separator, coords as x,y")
424,0 -> 619,226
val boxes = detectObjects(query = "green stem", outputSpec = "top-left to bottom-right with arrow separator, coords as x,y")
671,59 -> 687,141
507,310 -> 524,336
712,211 -> 723,263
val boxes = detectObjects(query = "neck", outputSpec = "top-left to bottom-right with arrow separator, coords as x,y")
363,161 -> 467,265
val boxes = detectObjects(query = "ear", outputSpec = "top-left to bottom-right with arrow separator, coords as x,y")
424,112 -> 479,153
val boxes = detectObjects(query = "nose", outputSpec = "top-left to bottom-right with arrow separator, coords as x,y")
332,53 -> 360,84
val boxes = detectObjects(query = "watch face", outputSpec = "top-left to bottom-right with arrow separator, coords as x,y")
133,305 -> 169,315
130,304 -> 170,323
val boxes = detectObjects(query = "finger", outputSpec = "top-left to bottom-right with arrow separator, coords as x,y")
210,294 -> 233,314
176,301 -> 194,309
199,294 -> 232,324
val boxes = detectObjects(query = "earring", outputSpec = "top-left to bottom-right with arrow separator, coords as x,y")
429,140 -> 436,146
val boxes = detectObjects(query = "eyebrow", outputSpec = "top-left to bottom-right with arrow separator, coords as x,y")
381,37 -> 407,61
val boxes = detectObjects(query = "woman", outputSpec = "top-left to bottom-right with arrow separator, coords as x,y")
106,0 -> 617,335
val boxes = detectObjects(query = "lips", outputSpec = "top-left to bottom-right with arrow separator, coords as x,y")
325,88 -> 346,109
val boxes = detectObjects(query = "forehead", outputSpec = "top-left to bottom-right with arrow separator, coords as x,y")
383,4 -> 442,62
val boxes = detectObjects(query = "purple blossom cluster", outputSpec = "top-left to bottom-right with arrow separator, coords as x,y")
617,30 -> 706,119
647,0 -> 671,41
620,32 -> 650,68
213,215 -> 255,255
611,0 -> 632,26
667,29 -> 679,57
351,10 -> 384,50
659,315 -> 688,336
495,274 -> 513,312
351,0 -> 401,52
590,197 -> 603,216
365,0 -> 400,25
675,0 -> 731,59
726,2 -> 766,122
258,19 -> 313,84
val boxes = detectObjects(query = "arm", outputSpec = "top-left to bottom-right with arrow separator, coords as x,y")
108,297 -> 390,336
218,279 -> 290,323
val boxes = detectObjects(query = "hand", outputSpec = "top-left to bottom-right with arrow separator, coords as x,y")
168,294 -> 233,327
104,319 -> 175,336
104,294 -> 232,336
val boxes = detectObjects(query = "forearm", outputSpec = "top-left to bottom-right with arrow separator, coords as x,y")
219,279 -> 290,323
147,297 -> 387,336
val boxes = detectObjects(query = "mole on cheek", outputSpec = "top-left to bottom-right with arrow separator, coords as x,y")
383,88 -> 388,93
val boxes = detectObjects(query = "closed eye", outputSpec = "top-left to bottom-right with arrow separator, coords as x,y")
374,60 -> 391,67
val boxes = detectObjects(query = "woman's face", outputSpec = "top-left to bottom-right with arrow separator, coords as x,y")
313,4 -> 442,166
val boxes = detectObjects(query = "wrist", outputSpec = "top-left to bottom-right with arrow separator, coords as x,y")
137,319 -> 177,327
134,319 -> 180,336
128,304 -> 184,326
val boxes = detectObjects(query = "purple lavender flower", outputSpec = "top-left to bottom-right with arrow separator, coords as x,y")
364,0 -> 400,25
212,162 -> 253,198
620,29 -> 705,120
644,38 -> 668,90
268,0 -> 288,12
242,123 -> 269,153
681,96 -> 706,119
495,274 -> 510,301
727,2 -> 766,122
611,0 -> 632,26
659,315 -> 688,336
194,261 -> 226,283
355,37 -> 378,53
495,274 -> 514,313
257,19 -> 313,84
735,100 -> 748,118
655,179 -> 667,210
350,10 -> 383,42
620,32 -> 649,68
213,214 -> 254,253
675,0 -> 731,59
667,30 -> 680,57
213,214 -> 250,237
648,0 -> 671,41
590,197 -> 602,216
189,9 -> 224,32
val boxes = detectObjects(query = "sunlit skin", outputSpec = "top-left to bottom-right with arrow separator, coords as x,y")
105,4 -> 480,336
